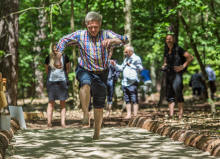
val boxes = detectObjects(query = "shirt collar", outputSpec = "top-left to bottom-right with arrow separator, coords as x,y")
87,30 -> 102,39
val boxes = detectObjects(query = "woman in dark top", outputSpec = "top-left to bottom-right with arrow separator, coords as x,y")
45,44 -> 70,128
162,34 -> 193,119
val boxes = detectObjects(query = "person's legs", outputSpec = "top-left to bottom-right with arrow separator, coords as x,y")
47,101 -> 54,127
178,102 -> 183,119
166,73 -> 176,118
106,103 -> 112,117
93,108 -> 103,140
92,71 -> 108,139
129,83 -> 139,117
125,103 -> 132,119
133,103 -> 139,117
106,80 -> 113,117
168,102 -> 175,117
122,86 -> 132,119
79,84 -> 91,125
76,66 -> 92,125
173,73 -> 184,119
60,100 -> 66,127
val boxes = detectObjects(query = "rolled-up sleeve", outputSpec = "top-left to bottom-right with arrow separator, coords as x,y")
105,30 -> 129,45
57,30 -> 81,53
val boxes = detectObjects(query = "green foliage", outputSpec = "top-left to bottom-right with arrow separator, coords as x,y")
17,0 -> 220,98
0,50 -> 5,57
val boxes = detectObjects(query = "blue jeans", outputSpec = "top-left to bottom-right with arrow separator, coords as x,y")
75,65 -> 108,108
166,73 -> 184,103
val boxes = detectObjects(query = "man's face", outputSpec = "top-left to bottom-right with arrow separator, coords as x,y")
87,20 -> 101,37
166,35 -> 174,45
124,48 -> 132,57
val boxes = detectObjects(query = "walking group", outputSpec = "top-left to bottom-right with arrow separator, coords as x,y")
44,11 -> 216,140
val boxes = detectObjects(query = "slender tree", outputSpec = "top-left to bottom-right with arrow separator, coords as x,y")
33,0 -> 47,98
124,0 -> 132,44
0,0 -> 19,105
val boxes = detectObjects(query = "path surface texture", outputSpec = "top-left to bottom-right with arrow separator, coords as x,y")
8,127 -> 215,159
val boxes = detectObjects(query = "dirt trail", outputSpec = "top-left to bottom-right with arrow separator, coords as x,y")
7,127 -> 215,159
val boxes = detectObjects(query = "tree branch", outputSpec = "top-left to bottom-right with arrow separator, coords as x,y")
0,0 -> 66,20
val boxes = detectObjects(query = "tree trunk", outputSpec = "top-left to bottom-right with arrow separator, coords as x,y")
0,0 -> 19,105
71,0 -> 80,108
124,0 -> 132,44
33,0 -> 47,98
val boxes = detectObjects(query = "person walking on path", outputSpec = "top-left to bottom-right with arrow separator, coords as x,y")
205,65 -> 216,100
45,44 -> 70,128
56,11 -> 128,139
189,70 -> 206,99
106,61 -> 120,117
162,34 -> 193,119
111,45 -> 143,119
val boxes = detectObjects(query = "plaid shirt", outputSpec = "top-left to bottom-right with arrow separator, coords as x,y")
57,30 -> 128,71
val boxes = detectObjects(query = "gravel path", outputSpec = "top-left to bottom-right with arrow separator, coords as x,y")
7,127 -> 215,159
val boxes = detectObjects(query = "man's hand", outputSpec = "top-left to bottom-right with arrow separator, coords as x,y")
110,60 -> 116,66
174,65 -> 185,72
102,39 -> 114,48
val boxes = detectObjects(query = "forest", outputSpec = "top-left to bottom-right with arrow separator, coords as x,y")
0,0 -> 219,105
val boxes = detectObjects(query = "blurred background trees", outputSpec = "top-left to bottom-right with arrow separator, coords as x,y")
0,0 -> 219,106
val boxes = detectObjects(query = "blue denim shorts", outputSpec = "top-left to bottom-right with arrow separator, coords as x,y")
75,65 -> 108,108
122,82 -> 138,104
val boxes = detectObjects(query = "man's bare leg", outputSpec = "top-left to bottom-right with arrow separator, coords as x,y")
79,84 -> 91,125
60,100 -> 66,127
168,102 -> 175,118
93,108 -> 103,140
178,102 -> 183,119
133,103 -> 139,117
47,101 -> 54,127
125,103 -> 131,119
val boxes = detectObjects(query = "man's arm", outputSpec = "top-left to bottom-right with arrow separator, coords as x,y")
183,51 -> 193,69
56,31 -> 81,53
174,51 -> 193,72
102,30 -> 129,48
127,57 -> 143,72
110,59 -> 126,72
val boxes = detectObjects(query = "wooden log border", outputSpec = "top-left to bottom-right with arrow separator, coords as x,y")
0,118 -> 20,158
129,116 -> 220,157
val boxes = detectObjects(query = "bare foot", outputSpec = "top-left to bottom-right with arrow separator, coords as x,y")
124,116 -> 131,119
93,134 -> 100,140
47,123 -> 52,128
61,124 -> 66,128
106,111 -> 111,118
82,117 -> 90,127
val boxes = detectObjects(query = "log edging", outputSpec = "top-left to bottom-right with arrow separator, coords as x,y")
129,116 -> 220,157
0,118 -> 20,158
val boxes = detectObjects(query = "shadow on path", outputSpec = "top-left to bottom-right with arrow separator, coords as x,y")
7,127 -> 215,159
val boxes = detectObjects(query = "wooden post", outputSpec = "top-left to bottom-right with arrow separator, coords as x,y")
0,72 -> 8,109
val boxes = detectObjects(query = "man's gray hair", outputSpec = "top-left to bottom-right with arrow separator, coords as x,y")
85,11 -> 102,25
125,45 -> 134,52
